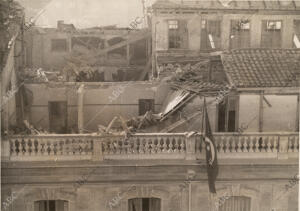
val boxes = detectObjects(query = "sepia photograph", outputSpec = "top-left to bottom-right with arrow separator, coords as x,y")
0,0 -> 299,210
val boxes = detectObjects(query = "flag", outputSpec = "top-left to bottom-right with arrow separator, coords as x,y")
202,98 -> 218,193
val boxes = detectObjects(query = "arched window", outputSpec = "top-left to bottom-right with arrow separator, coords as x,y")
128,198 -> 161,211
34,200 -> 68,211
219,196 -> 251,211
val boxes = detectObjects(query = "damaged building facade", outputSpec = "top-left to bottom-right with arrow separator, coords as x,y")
1,0 -> 300,211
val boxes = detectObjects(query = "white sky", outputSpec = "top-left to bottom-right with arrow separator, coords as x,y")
16,0 -> 156,28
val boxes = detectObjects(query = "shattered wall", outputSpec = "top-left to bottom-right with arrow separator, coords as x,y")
25,29 -> 149,82
22,82 -> 170,132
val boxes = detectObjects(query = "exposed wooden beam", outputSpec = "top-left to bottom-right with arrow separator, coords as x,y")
160,110 -> 202,132
95,31 -> 151,57
160,93 -> 197,122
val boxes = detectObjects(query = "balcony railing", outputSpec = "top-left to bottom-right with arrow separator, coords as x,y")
2,132 -> 298,161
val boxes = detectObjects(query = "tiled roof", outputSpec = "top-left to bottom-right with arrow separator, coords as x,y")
221,49 -> 300,88
153,0 -> 300,10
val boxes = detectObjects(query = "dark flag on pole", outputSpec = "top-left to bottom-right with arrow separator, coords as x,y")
202,98 -> 218,193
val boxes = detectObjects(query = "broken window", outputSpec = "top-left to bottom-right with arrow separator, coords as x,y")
219,196 -> 251,211
48,101 -> 67,133
201,20 -> 221,50
51,39 -> 68,52
293,20 -> 300,48
230,20 -> 250,49
34,200 -> 68,211
139,99 -> 154,115
217,96 -> 238,132
261,20 -> 282,48
128,198 -> 161,211
107,37 -> 127,59
168,20 -> 188,49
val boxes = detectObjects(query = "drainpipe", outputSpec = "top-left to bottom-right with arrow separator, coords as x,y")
189,182 -> 192,211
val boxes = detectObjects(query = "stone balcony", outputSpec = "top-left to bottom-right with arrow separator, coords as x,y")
1,132 -> 298,162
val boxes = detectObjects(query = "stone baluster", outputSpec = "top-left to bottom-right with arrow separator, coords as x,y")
162,138 -> 168,153
229,137 -> 234,152
254,137 -> 259,152
10,139 -> 17,156
49,140 -> 55,156
223,137 -> 229,153
219,138 -> 224,153
249,137 -> 254,152
26,139 -> 31,155
37,139 -> 43,155
261,137 -> 266,152
73,139 -> 79,155
267,137 -> 272,153
174,138 -> 179,153
77,139 -> 83,155
151,139 -> 156,154
144,139 -> 150,154
180,138 -> 185,153
242,137 -> 248,152
58,139 -> 64,155
232,137 -> 238,152
237,137 -> 242,153
157,138 -> 162,153
138,138 -> 144,154
273,137 -> 279,152
168,138 -> 173,153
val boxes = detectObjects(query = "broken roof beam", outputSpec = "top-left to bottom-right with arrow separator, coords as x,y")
95,30 -> 151,57
160,93 -> 197,122
160,110 -> 202,133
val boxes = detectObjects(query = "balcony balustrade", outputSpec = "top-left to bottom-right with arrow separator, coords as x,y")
2,132 -> 298,161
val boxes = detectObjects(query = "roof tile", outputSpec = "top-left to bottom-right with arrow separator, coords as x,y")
221,49 -> 300,88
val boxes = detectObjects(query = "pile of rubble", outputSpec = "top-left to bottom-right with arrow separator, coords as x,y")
19,67 -> 65,82
95,111 -> 161,135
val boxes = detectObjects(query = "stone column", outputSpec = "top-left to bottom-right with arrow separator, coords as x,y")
77,84 -> 84,134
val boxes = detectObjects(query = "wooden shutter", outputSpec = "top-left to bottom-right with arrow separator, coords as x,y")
149,198 -> 161,211
178,20 -> 188,49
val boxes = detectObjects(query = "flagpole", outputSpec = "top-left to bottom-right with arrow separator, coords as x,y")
201,97 -> 205,143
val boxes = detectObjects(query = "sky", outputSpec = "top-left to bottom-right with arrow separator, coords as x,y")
16,0 -> 156,28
